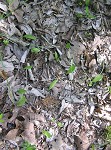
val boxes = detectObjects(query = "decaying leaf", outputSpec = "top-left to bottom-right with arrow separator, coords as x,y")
0,61 -> 14,72
5,129 -> 18,140
22,121 -> 37,145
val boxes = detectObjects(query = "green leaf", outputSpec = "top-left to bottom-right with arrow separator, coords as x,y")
57,122 -> 63,128
67,64 -> 76,74
85,0 -> 90,6
17,96 -> 27,107
0,114 -> 4,123
91,144 -> 96,150
17,88 -> 26,95
21,141 -> 36,150
23,34 -> 36,40
49,79 -> 58,90
24,65 -> 32,70
42,130 -> 52,138
108,86 -> 111,94
89,81 -> 93,87
31,47 -> 40,53
54,51 -> 60,62
51,117 -> 56,122
3,39 -> 9,45
92,74 -> 103,83
0,114 -> 3,119
66,43 -> 71,49
0,119 -> 4,123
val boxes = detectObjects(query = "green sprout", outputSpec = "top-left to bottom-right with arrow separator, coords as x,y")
3,39 -> 9,45
67,64 -> 76,74
66,42 -> 71,49
31,47 -> 40,53
24,65 -> 33,70
54,51 -> 60,62
108,86 -> 111,94
57,121 -> 63,128
17,88 -> 27,107
49,79 -> 58,90
0,113 -> 4,123
42,130 -> 52,138
89,74 -> 103,87
23,34 -> 36,40
21,141 -> 36,150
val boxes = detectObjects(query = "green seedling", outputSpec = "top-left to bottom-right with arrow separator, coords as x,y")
105,125 -> 111,145
17,88 -> 27,107
3,39 -> 9,45
49,79 -> 58,90
54,51 -> 60,62
0,113 -> 4,123
42,130 -> 52,139
21,141 -> 36,150
89,74 -> 103,86
66,42 -> 71,49
108,86 -> 111,94
85,6 -> 95,19
23,34 -> 36,40
91,144 -> 96,150
31,47 -> 40,53
57,121 -> 63,128
67,64 -> 76,74
17,88 -> 26,95
85,0 -> 90,6
76,13 -> 83,19
51,117 -> 56,122
7,0 -> 14,4
85,0 -> 95,19
17,96 -> 27,107
24,65 -> 32,70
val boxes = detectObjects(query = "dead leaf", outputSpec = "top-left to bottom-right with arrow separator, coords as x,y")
0,70 -> 8,80
22,122 -> 37,145
9,0 -> 19,11
0,61 -> 14,73
0,2 -> 7,11
13,9 -> 24,23
5,129 -> 18,140
28,86 -> 45,98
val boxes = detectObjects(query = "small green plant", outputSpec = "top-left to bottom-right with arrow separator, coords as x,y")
108,86 -> 111,94
54,51 -> 60,62
67,64 -> 76,74
21,141 -> 36,150
23,34 -> 36,40
91,144 -> 96,150
0,113 -> 4,123
76,13 -> 83,19
104,125 -> 111,145
89,74 -> 103,87
3,39 -> 9,45
42,130 -> 52,138
85,0 -> 95,19
24,65 -> 33,70
57,121 -> 63,128
31,47 -> 40,53
51,117 -> 63,128
17,88 -> 27,107
49,79 -> 58,90
66,42 -> 71,49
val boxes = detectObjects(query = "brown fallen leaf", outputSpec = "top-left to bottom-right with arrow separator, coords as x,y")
22,121 -> 37,145
0,70 -> 8,80
5,129 -> 18,140
74,128 -> 95,150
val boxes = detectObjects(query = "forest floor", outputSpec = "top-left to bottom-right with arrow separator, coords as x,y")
0,0 -> 111,149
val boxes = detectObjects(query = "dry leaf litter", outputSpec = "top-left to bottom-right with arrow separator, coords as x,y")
0,0 -> 111,149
